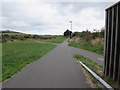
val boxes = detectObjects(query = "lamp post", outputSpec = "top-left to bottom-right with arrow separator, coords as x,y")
69,21 -> 72,38
69,21 -> 72,31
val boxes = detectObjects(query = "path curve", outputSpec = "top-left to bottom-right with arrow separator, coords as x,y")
3,39 -> 103,88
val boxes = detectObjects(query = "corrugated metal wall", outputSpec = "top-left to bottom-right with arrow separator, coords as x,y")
104,1 -> 120,84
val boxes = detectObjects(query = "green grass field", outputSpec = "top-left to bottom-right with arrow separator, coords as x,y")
41,37 -> 66,43
69,39 -> 104,55
74,54 -> 120,89
2,40 -> 56,82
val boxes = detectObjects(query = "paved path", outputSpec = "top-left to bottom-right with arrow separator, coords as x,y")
3,39 -> 103,88
69,46 -> 104,65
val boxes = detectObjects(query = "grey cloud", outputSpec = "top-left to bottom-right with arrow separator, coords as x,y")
56,2 -> 114,12
54,2 -> 114,19
2,2 -> 50,32
1,1 -> 116,35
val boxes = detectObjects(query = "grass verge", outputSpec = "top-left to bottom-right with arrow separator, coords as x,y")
2,40 -> 56,82
41,37 -> 66,43
74,54 -> 120,89
69,39 -> 104,55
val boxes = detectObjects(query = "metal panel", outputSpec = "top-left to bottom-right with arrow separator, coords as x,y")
104,2 -> 120,84
117,3 -> 120,84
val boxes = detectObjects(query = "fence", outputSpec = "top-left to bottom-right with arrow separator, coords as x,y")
104,1 -> 120,84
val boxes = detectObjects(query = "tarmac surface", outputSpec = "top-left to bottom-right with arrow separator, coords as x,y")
3,39 -> 103,88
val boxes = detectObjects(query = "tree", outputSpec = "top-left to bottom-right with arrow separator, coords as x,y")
63,29 -> 72,38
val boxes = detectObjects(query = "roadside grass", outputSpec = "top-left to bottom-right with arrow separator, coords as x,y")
74,54 -> 120,89
69,39 -> 104,55
41,37 -> 66,43
2,40 -> 56,82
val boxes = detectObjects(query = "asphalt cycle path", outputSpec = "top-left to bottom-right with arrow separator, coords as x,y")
3,39 -> 103,88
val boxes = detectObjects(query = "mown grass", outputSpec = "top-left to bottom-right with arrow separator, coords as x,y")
69,39 -> 104,55
2,40 -> 56,82
74,54 -> 120,89
41,37 -> 66,43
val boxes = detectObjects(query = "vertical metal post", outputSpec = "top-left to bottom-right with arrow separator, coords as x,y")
118,54 -> 120,84
109,6 -> 116,78
104,10 -> 108,75
113,4 -> 119,81
105,9 -> 112,76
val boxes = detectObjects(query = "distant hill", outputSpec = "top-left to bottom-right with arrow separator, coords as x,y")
0,30 -> 21,33
0,30 -> 27,35
1,30 -> 64,43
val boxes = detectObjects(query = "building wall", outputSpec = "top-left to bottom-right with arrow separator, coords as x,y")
104,1 -> 120,84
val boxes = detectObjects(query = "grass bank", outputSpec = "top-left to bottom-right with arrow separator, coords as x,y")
69,38 -> 104,55
74,54 -> 120,89
2,40 -> 56,82
41,37 -> 66,43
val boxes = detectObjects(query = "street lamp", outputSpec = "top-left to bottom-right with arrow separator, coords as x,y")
69,21 -> 72,31
69,21 -> 72,38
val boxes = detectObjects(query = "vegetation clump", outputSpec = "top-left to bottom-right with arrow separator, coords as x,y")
69,28 -> 104,55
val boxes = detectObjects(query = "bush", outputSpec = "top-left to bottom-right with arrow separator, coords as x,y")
64,29 -> 72,37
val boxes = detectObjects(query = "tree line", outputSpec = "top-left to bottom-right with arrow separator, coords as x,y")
63,27 -> 105,41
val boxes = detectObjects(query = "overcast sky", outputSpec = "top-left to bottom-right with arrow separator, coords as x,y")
1,0 -> 117,35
